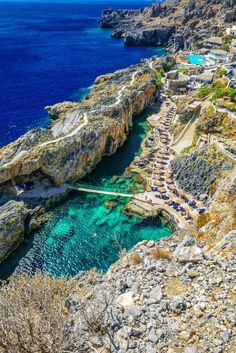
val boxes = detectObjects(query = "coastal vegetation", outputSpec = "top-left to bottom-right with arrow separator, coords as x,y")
217,67 -> 228,78
197,80 -> 236,103
220,34 -> 234,52
156,70 -> 164,88
0,273 -> 79,353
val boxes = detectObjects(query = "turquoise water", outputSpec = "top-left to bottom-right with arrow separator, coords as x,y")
0,108 -> 172,279
188,55 -> 206,65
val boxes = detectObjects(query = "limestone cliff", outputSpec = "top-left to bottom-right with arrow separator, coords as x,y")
0,201 -> 29,262
100,0 -> 236,52
0,58 -> 160,189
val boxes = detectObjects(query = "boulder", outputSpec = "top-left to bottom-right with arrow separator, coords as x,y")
173,236 -> 204,263
116,291 -> 134,308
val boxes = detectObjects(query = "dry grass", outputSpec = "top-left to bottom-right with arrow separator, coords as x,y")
164,278 -> 188,297
128,252 -> 143,265
0,271 -> 120,353
0,272 -> 81,353
151,247 -> 172,261
196,213 -> 211,230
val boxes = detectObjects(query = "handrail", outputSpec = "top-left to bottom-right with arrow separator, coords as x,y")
214,139 -> 236,162
172,108 -> 200,147
71,182 -> 132,194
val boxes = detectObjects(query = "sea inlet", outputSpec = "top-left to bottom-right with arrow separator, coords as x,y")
0,107 -> 172,279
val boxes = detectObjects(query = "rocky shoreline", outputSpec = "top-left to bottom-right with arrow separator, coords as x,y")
99,1 -> 236,52
0,1 -> 235,351
0,56 -> 163,263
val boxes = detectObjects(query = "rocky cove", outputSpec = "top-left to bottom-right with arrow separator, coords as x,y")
0,1 -> 235,351
0,56 -> 174,271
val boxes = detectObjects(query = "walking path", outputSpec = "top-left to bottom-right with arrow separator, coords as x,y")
172,114 -> 198,154
2,66 -> 143,169
133,99 -> 205,226
69,186 -> 133,198
172,99 -> 211,154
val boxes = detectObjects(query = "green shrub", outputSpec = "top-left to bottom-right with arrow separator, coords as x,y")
223,34 -> 234,44
156,69 -> 164,88
221,43 -> 230,52
217,67 -> 228,78
225,103 -> 236,112
178,67 -> 186,74
198,86 -> 212,98
161,57 -> 175,72
211,87 -> 236,102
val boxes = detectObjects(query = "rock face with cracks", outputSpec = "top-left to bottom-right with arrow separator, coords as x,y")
64,231 -> 236,353
0,58 -> 159,187
0,201 -> 29,262
99,0 -> 236,52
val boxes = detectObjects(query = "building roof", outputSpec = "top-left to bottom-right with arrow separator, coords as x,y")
198,48 -> 210,54
205,36 -> 223,45
231,39 -> 236,47
227,25 -> 236,30
197,72 -> 214,82
210,49 -> 228,56
178,73 -> 190,81
188,101 -> 201,109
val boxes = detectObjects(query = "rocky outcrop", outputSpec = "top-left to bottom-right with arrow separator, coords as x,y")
100,0 -> 236,52
0,58 -> 160,190
0,201 -> 29,262
123,27 -> 175,47
196,108 -> 236,138
99,8 -> 140,29
64,231 -> 236,353
197,166 -> 236,242
170,147 -> 234,202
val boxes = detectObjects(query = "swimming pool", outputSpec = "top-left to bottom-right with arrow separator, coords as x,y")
187,55 -> 206,65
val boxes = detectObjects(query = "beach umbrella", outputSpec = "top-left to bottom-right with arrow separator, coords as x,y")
170,193 -> 185,203
166,171 -> 173,178
156,158 -> 164,163
155,181 -> 164,187
157,187 -> 166,194
177,197 -> 186,204
158,165 -> 166,170
153,175 -> 163,181
166,178 -> 174,184
172,197 -> 182,204
154,172 -> 165,178
167,184 -> 176,190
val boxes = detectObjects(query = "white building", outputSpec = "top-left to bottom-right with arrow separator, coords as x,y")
204,36 -> 223,49
231,39 -> 236,54
226,25 -> 236,37
208,49 -> 230,63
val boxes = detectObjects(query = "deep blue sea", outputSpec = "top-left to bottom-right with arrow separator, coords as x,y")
0,0 -> 164,147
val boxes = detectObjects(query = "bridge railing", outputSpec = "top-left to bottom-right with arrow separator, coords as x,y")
71,182 -> 133,194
